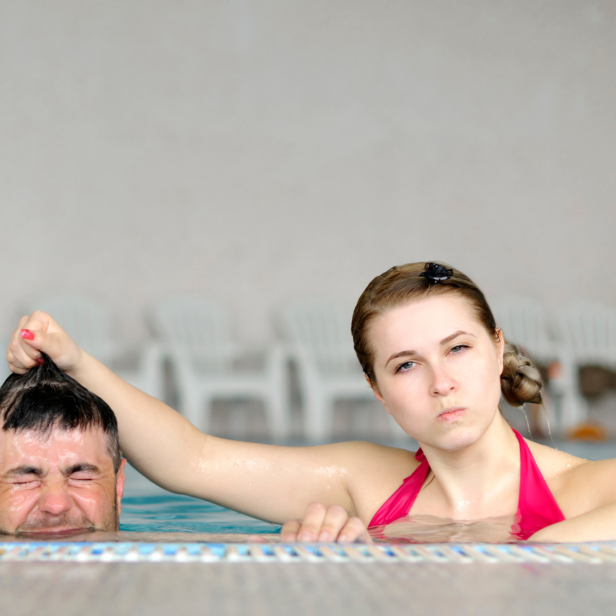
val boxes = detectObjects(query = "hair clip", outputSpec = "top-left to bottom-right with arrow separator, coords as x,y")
419,262 -> 454,284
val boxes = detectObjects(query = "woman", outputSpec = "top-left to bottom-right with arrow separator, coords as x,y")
7,263 -> 616,543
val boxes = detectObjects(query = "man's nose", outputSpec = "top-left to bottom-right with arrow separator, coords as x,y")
430,363 -> 456,396
38,482 -> 73,516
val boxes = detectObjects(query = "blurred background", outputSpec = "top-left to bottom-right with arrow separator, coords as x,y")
1,0 -> 615,447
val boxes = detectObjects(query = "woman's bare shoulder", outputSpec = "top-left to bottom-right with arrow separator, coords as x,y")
524,439 -> 587,481
328,441 -> 420,519
527,439 -> 616,513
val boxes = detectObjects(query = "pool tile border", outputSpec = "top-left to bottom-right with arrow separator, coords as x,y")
2,541 -> 616,564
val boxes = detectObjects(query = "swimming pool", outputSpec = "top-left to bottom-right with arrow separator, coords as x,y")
120,463 -> 281,535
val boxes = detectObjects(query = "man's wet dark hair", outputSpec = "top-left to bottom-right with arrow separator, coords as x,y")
0,354 -> 121,472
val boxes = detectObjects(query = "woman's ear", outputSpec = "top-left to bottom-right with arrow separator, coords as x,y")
366,374 -> 393,416
496,328 -> 505,375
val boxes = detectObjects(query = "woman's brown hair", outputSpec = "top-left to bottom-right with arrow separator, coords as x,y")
351,262 -> 542,407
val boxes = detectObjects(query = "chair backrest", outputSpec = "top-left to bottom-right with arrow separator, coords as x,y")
149,297 -> 233,371
24,296 -> 111,359
557,301 -> 616,366
490,296 -> 557,364
277,301 -> 358,373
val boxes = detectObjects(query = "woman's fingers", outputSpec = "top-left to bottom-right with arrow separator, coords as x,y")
281,504 -> 372,544
337,516 -> 372,544
7,316 -> 39,373
296,502 -> 327,542
317,505 -> 348,542
6,311 -> 82,374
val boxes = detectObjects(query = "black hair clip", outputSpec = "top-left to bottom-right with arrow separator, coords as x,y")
419,262 -> 454,283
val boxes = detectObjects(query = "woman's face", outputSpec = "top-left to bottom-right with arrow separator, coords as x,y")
370,294 -> 504,451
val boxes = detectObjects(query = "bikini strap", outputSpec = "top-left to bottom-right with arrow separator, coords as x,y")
368,448 -> 431,528
512,428 -> 565,538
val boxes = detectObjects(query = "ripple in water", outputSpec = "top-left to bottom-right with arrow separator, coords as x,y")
370,515 -> 524,543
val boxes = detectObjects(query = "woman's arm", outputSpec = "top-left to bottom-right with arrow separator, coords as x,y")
534,456 -> 616,542
531,501 -> 616,543
8,311 -> 380,524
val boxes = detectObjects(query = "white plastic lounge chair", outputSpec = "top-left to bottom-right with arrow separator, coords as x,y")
556,301 -> 616,427
24,296 -> 164,400
491,297 -> 561,366
276,301 -> 391,441
149,297 -> 289,438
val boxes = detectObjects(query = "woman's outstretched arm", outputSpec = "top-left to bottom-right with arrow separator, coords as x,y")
7,311 -> 402,526
531,501 -> 616,542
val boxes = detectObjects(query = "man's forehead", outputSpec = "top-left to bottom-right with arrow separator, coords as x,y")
0,426 -> 110,465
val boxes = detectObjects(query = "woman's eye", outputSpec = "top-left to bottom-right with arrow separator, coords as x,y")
450,344 -> 470,354
396,361 -> 416,373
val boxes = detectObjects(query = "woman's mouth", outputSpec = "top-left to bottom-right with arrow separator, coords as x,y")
437,407 -> 466,422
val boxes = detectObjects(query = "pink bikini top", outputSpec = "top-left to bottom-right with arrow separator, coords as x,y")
368,429 -> 565,540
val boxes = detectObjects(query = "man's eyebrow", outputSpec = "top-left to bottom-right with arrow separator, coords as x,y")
4,466 -> 45,478
64,463 -> 101,476
384,331 -> 477,368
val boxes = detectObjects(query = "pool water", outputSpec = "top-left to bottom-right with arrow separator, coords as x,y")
120,493 -> 281,534
120,464 -> 281,535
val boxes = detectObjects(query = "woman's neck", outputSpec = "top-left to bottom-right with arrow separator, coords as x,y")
418,414 -> 521,519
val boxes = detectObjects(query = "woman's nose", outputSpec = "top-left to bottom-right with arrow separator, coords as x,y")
38,482 -> 73,516
430,364 -> 456,396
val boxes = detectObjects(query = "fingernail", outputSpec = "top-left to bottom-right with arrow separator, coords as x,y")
36,357 -> 44,366
20,329 -> 34,340
298,532 -> 313,542
338,534 -> 350,543
318,531 -> 331,542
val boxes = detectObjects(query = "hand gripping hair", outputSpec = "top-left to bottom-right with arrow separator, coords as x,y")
0,354 -> 121,472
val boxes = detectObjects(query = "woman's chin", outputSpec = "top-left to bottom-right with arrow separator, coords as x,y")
419,426 -> 484,452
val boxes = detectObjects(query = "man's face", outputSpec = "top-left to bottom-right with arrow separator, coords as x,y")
0,426 -> 125,535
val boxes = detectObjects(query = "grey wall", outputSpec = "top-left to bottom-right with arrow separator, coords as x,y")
1,0 -> 615,344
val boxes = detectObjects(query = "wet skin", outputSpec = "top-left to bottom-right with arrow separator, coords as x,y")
0,427 -> 125,535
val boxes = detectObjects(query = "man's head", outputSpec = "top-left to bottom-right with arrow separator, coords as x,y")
0,355 -> 125,535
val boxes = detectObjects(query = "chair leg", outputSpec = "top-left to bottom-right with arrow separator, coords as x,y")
263,345 -> 290,439
557,352 -> 589,430
180,387 -> 204,430
201,394 -> 214,434
139,342 -> 165,401
265,389 -> 289,440
305,390 -> 332,441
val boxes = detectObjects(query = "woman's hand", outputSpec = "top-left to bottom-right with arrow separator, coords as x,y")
7,312 -> 82,374
280,503 -> 372,543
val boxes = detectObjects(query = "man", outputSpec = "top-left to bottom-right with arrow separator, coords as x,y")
0,355 -> 125,535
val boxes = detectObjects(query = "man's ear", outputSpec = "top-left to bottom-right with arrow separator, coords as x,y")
366,374 -> 393,416
115,458 -> 127,515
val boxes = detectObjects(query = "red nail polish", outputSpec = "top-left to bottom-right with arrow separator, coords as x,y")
20,329 -> 34,340
36,357 -> 44,366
